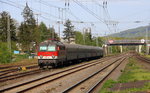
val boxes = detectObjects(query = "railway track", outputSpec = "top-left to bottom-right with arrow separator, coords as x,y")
0,55 -> 125,93
0,54 -> 122,83
63,57 -> 126,93
0,63 -> 37,70
0,69 -> 45,82
0,65 -> 38,77
136,54 -> 150,64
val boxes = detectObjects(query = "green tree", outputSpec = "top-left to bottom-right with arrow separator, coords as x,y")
38,22 -> 59,42
63,19 -> 75,43
0,11 -> 17,42
18,3 -> 37,52
38,22 -> 47,41
75,30 -> 104,47
75,31 -> 84,45
98,37 -> 104,47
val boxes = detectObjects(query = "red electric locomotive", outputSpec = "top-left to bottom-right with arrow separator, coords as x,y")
37,40 -> 66,68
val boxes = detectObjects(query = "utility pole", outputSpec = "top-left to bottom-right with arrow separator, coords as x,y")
52,25 -> 55,39
96,34 -> 98,46
7,14 -> 11,60
58,21 -> 61,39
58,8 -> 61,39
58,8 -> 66,40
83,28 -> 86,45
34,13 -> 41,25
61,8 -> 64,24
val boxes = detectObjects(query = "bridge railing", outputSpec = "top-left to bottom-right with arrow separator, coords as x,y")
105,39 -> 150,44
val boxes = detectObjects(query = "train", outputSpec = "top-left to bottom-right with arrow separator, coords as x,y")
37,39 -> 104,68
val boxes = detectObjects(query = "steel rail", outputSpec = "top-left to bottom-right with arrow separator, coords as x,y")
0,63 -> 37,70
86,58 -> 126,93
62,57 -> 126,93
0,56 -> 122,92
136,54 -> 150,64
0,69 -> 45,82
0,58 -> 111,81
17,57 -> 123,93
0,65 -> 38,76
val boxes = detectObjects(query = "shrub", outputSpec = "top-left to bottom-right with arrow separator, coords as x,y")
0,42 -> 12,63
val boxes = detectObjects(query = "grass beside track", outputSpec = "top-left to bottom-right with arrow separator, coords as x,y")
139,53 -> 150,58
100,57 -> 150,93
0,59 -> 37,70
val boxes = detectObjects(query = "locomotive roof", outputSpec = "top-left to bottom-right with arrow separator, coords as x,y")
39,40 -> 64,46
39,40 -> 103,49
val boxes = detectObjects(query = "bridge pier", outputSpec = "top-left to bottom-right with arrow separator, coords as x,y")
146,44 -> 150,55
138,45 -> 142,53
135,46 -> 138,52
108,46 -> 112,54
120,45 -> 123,53
103,44 -> 108,56
135,45 -> 142,53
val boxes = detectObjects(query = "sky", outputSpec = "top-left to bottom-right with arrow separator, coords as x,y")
0,0 -> 150,37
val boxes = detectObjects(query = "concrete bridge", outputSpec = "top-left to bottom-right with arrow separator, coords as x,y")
106,39 -> 146,46
103,39 -> 150,55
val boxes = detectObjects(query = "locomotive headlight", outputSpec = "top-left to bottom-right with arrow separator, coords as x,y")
40,55 -> 43,59
52,55 -> 55,59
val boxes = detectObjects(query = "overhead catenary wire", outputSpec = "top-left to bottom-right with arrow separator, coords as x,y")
6,0 -> 60,21
1,0 -> 116,37
0,0 -> 23,10
72,0 -> 114,35
37,0 -> 89,24
2,0 -> 106,24
0,0 -> 56,23
73,0 -> 105,23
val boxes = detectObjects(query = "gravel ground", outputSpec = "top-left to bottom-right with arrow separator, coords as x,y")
25,58 -> 116,93
94,54 -> 131,93
0,59 -> 97,91
0,60 -> 96,88
136,56 -> 150,70
0,68 -> 46,87
0,54 -> 127,93
68,63 -> 117,93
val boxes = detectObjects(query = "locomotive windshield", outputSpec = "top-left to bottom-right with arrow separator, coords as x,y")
39,46 -> 47,51
47,46 -> 56,51
39,45 -> 56,51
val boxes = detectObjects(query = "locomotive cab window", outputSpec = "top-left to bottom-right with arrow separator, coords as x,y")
39,46 -> 47,51
48,46 -> 56,51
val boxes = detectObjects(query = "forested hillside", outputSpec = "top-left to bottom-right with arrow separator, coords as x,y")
109,25 -> 150,38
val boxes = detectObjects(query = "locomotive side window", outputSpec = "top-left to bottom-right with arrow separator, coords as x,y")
61,46 -> 65,50
58,46 -> 65,50
40,46 -> 47,51
48,46 -> 56,51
